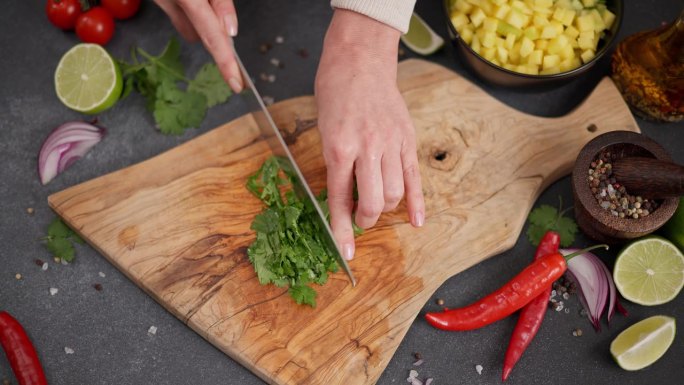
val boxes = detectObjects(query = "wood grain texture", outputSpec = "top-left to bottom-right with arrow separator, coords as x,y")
48,59 -> 639,385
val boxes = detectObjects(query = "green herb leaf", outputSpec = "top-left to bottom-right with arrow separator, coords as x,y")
46,237 -> 75,262
47,217 -> 71,239
288,284 -> 317,307
153,80 -> 207,135
526,201 -> 578,247
188,63 -> 232,107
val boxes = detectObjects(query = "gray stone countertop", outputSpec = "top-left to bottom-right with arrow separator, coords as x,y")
1,1 -> 682,384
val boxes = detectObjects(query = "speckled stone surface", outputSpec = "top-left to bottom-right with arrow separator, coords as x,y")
1,1 -> 682,384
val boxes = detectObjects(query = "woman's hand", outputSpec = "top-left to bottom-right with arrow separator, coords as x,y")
153,0 -> 243,93
316,9 -> 425,261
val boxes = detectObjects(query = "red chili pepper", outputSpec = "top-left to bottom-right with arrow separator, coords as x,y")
424,245 -> 606,331
0,311 -> 48,385
502,231 -> 560,382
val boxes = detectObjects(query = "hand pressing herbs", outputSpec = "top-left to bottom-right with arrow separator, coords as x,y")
246,157 -> 360,307
119,38 -> 232,135
43,217 -> 84,263
526,197 -> 578,248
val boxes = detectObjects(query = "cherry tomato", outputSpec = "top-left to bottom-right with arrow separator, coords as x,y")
75,7 -> 115,46
101,0 -> 141,20
46,0 -> 82,30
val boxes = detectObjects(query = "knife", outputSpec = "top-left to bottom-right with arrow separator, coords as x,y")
234,52 -> 357,287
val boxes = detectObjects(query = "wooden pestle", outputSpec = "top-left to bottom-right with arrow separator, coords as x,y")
611,157 -> 684,199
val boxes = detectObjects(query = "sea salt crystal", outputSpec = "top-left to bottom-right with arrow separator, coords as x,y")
562,292 -> 570,300
275,35 -> 284,44
413,359 -> 424,366
411,379 -> 423,385
41,262 -> 48,271
148,326 -> 158,335
475,365 -> 483,375
64,347 -> 74,354
98,272 -> 106,278
49,287 -> 59,296
425,379 -> 433,385
407,370 -> 419,382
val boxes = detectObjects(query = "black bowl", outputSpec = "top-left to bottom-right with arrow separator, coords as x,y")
442,0 -> 624,88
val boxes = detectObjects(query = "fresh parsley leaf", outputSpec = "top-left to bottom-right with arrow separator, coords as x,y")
153,80 -> 207,135
526,200 -> 578,247
288,284 -> 317,307
44,217 -> 82,262
188,63 -> 232,107
47,217 -> 71,238
119,38 -> 233,136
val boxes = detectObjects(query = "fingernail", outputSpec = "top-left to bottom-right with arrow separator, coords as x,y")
343,243 -> 354,261
228,77 -> 242,93
413,211 -> 425,227
224,15 -> 238,37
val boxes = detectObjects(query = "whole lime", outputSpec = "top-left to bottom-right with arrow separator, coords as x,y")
662,197 -> 684,252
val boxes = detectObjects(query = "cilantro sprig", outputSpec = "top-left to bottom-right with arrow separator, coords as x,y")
246,157 -> 360,307
119,38 -> 232,135
526,197 -> 578,248
44,217 -> 84,263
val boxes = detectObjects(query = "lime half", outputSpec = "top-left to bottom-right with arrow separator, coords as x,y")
55,44 -> 122,114
401,13 -> 444,56
610,315 -> 676,371
614,236 -> 684,306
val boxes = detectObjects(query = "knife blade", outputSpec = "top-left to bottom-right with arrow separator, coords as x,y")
234,52 -> 357,287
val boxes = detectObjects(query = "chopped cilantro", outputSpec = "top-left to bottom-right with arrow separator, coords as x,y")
247,157 -> 354,307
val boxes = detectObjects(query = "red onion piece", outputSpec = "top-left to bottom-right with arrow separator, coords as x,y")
561,248 -> 618,331
38,121 -> 105,185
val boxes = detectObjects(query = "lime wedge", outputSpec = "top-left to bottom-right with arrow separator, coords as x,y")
55,44 -> 122,114
610,315 -> 676,371
614,236 -> 684,306
401,13 -> 444,56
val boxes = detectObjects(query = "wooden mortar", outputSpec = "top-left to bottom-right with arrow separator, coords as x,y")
572,131 -> 679,244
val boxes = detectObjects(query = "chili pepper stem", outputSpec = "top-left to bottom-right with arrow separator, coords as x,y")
563,245 -> 609,262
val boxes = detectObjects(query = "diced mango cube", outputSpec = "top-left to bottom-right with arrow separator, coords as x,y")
535,39 -> 549,50
510,41 -> 522,63
590,9 -> 606,32
454,0 -> 473,13
581,49 -> 595,63
483,17 -> 499,32
542,54 -> 560,69
524,26 -> 540,40
576,14 -> 594,32
483,46 -> 497,61
602,9 -> 616,29
497,21 -> 522,37
526,64 -> 540,74
482,31 -> 497,48
470,7 -> 487,27
559,58 -> 575,72
494,4 -> 511,19
540,66 -> 561,75
534,0 -> 553,8
550,20 -> 564,35
564,25 -> 580,39
506,9 -> 527,29
541,24 -> 558,39
555,0 -> 572,9
495,36 -> 506,48
505,33 -> 517,50
450,12 -> 470,30
504,63 -> 517,71
560,44 -> 575,60
533,13 -> 550,27
461,27 -> 474,44
491,58 -> 502,66
577,30 -> 595,50
581,0 -> 596,7
571,0 -> 583,10
471,35 -> 482,53
561,9 -> 575,26
528,49 -> 543,65
552,7 -> 566,23
497,47 -> 509,63
520,36 -> 535,57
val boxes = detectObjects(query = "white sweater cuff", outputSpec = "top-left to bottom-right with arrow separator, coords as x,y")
331,0 -> 416,34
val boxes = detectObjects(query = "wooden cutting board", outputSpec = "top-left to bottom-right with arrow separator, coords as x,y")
49,59 -> 639,385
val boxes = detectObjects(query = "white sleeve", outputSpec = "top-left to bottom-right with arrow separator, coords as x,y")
330,0 -> 417,34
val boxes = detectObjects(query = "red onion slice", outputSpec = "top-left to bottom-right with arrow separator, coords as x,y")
38,121 -> 105,185
561,248 -> 617,331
